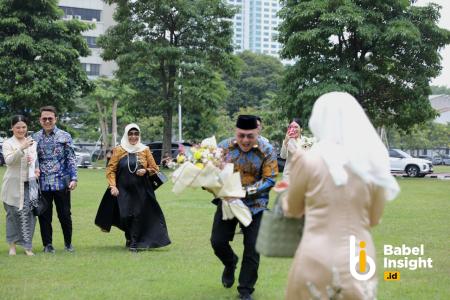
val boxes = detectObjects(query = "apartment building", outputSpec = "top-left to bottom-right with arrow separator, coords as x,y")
59,0 -> 116,78
227,0 -> 283,57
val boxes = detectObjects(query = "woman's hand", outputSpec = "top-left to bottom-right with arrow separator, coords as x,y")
21,137 -> 34,151
110,186 -> 119,196
35,168 -> 40,178
284,132 -> 291,145
136,168 -> 147,177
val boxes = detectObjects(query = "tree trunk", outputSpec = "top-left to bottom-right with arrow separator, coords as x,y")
162,64 -> 177,156
162,105 -> 173,159
111,99 -> 118,147
96,101 -> 109,156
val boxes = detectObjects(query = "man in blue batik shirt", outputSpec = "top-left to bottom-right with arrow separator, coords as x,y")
34,106 -> 77,253
210,115 -> 278,300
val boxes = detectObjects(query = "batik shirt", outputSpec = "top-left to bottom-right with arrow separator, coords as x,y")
34,127 -> 77,191
218,137 -> 278,214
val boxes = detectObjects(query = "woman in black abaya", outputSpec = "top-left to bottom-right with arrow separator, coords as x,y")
95,123 -> 171,252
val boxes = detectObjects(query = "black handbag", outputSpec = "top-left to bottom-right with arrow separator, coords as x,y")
33,189 -> 49,217
149,172 -> 168,190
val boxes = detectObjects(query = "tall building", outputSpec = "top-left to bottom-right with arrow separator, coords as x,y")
228,0 -> 283,57
59,0 -> 117,78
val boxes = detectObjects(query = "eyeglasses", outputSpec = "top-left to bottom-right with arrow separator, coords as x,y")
41,117 -> 55,122
237,133 -> 256,139
128,131 -> 140,137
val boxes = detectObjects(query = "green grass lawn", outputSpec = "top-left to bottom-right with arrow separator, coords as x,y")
0,167 -> 448,299
433,165 -> 450,173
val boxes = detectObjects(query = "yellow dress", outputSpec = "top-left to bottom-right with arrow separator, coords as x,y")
283,150 -> 385,300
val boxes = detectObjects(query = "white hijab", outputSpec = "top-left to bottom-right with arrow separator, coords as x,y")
308,92 -> 399,201
120,123 -> 147,153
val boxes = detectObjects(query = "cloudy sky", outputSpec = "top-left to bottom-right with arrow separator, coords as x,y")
416,0 -> 450,87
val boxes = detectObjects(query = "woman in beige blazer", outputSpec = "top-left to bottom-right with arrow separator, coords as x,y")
283,92 -> 400,300
1,115 -> 38,256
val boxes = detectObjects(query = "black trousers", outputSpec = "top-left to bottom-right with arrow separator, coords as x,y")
39,189 -> 72,247
210,204 -> 263,296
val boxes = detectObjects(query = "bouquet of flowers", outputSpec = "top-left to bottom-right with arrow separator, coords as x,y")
300,136 -> 315,150
171,136 -> 252,226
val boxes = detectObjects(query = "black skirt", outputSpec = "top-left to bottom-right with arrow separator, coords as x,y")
95,153 -> 171,249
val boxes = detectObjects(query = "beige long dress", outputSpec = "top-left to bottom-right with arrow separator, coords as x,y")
283,150 -> 385,300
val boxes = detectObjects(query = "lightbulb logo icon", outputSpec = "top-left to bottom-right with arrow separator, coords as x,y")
349,235 -> 376,280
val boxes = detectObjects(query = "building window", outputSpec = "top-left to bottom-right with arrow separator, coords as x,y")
60,6 -> 101,22
85,36 -> 98,48
81,63 -> 100,76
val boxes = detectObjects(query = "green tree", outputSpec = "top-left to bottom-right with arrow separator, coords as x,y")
225,51 -> 284,115
181,71 -> 230,142
277,0 -> 450,130
431,85 -> 450,95
388,122 -> 450,153
99,0 -> 236,155
0,0 -> 92,129
78,77 -> 135,153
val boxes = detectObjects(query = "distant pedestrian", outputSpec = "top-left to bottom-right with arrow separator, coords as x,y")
256,116 -> 269,143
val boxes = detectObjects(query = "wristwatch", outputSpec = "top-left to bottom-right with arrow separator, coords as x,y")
246,186 -> 257,196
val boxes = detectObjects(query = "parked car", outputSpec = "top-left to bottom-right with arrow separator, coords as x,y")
147,142 -> 192,165
432,156 -> 443,165
441,155 -> 450,165
417,155 -> 433,161
73,146 -> 93,168
91,149 -> 106,161
389,149 -> 433,177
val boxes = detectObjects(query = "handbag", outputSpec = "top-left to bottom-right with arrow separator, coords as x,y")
33,188 -> 49,217
149,172 -> 168,190
256,192 -> 304,257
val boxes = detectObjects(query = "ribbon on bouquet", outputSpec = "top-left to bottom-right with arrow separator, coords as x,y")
221,198 -> 252,227
172,161 -> 252,226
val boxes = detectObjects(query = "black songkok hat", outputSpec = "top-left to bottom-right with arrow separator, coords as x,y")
236,115 -> 258,130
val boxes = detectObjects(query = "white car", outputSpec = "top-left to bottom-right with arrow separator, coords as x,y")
389,149 -> 433,177
73,146 -> 92,168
